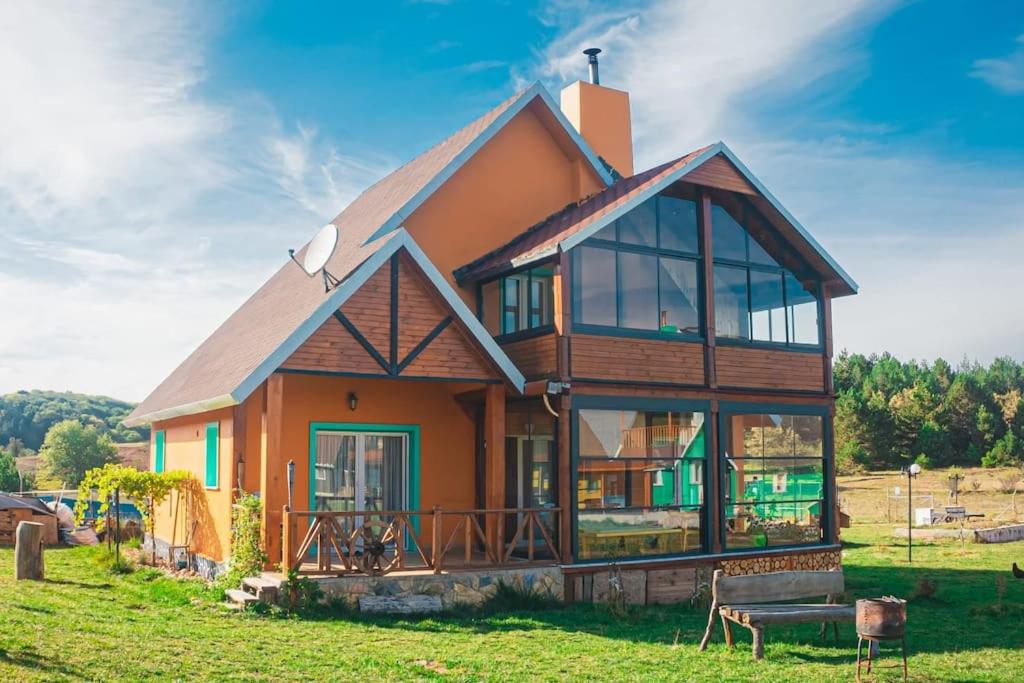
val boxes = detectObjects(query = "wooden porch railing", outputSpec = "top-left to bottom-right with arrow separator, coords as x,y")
281,506 -> 560,576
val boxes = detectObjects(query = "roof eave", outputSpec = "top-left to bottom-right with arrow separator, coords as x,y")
122,393 -> 238,428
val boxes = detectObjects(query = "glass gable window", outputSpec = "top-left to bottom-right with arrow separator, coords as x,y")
711,203 -> 821,347
721,412 -> 826,549
480,266 -> 554,336
573,193 -> 702,337
576,407 -> 706,560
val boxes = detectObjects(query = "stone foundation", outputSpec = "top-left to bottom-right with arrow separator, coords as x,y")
302,566 -> 564,609
146,535 -> 226,580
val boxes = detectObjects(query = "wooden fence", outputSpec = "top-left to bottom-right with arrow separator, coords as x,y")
281,506 -> 560,576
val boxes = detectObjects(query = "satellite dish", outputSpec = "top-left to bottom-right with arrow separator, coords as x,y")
288,223 -> 341,292
302,224 -> 338,275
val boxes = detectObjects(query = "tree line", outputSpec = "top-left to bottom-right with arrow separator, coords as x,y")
0,389 -> 147,451
835,352 -> 1024,473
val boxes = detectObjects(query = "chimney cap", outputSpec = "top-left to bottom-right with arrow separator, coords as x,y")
582,47 -> 602,84
583,47 -> 602,58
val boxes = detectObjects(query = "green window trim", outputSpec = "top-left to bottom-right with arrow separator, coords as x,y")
204,422 -> 219,489
154,431 -> 166,473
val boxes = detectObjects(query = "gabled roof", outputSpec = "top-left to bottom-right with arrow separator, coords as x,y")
125,82 -> 611,426
454,142 -> 858,297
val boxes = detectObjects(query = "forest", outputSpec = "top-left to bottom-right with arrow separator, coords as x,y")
0,390 -> 147,452
834,352 -> 1024,473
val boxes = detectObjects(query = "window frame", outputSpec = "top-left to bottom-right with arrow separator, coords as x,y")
571,193 -> 706,343
570,395 -> 712,563
710,201 -> 825,351
716,401 -> 833,553
477,262 -> 557,342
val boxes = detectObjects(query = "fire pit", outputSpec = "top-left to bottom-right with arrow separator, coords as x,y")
855,597 -> 907,681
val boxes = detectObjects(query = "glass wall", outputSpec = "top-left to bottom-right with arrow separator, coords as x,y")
573,193 -> 702,337
710,203 -> 822,347
721,412 -> 826,549
576,407 -> 706,560
480,266 -> 554,336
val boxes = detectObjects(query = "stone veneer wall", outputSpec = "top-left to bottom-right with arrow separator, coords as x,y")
307,566 -> 564,609
146,535 -> 226,580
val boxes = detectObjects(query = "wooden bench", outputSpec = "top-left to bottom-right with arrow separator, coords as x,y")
698,569 -> 854,660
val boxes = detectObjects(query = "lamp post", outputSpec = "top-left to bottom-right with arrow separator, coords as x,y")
902,463 -> 922,562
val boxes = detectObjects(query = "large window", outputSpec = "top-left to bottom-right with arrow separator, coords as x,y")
711,204 -> 822,346
576,406 -> 706,560
721,411 -> 826,549
481,266 -> 554,336
574,193 -> 702,337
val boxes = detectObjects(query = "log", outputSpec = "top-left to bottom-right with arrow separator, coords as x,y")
15,521 -> 45,581
739,606 -> 855,625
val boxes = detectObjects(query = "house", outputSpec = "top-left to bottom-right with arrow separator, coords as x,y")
125,52 -> 855,603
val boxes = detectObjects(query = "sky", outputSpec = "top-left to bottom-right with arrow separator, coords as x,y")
1,0 -> 1023,401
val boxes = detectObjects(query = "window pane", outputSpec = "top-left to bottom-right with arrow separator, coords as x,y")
658,196 -> 699,253
480,279 -> 501,336
503,276 -> 521,333
724,502 -> 822,548
658,257 -> 700,334
528,268 -> 554,328
577,246 -> 617,326
577,506 -> 703,560
711,205 -> 746,261
748,235 -> 779,266
749,270 -> 786,343
593,220 -> 617,241
618,197 -> 657,248
578,409 -> 705,459
619,251 -> 658,329
713,264 -> 749,339
786,272 -> 820,345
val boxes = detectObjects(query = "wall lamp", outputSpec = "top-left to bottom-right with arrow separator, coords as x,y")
348,392 -> 358,412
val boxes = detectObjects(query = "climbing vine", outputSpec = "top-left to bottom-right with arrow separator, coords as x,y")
75,464 -> 193,563
216,491 -> 267,591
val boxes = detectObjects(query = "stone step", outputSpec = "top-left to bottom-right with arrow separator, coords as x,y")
241,576 -> 281,600
358,594 -> 443,614
225,588 -> 260,608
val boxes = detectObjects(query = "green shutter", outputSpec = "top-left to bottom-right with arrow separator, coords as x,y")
205,422 -> 219,488
154,431 -> 165,473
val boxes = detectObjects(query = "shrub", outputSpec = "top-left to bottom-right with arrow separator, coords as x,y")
996,473 -> 1022,494
982,433 -> 1024,468
216,492 -> 266,594
969,479 -> 982,493
477,580 -> 562,613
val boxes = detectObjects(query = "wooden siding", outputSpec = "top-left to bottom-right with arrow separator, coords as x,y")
501,334 -> 558,378
282,253 -> 498,382
570,335 -> 704,385
715,346 -> 825,392
339,261 -> 391,355
683,154 -> 757,195
280,316 -> 382,374
402,324 -> 496,379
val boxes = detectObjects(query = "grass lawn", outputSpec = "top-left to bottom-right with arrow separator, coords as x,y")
2,526 -> 1024,682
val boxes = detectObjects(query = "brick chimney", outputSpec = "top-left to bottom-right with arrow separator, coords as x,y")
560,48 -> 634,177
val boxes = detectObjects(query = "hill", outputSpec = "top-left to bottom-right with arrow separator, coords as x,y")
0,390 -> 148,452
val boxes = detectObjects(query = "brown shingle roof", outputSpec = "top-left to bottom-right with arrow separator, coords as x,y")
126,87 -> 537,426
453,146 -> 712,282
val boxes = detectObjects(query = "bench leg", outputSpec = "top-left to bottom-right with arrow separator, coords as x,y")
751,626 -> 764,660
833,622 -> 839,641
698,602 -> 718,651
721,615 -> 734,647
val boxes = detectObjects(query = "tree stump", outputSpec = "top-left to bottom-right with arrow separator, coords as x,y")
15,521 -> 45,581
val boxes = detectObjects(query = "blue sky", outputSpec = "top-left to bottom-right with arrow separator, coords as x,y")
2,1 -> 1023,400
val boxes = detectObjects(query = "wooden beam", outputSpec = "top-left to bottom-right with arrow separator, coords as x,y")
483,383 -> 506,558
556,250 -> 572,380
558,392 -> 572,564
707,402 -> 722,553
699,190 -> 717,389
260,374 -> 285,568
231,401 -> 247,493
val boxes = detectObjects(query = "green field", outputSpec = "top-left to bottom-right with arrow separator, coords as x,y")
2,525 -> 1023,681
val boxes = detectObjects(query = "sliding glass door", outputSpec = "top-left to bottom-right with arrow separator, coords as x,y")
314,432 -> 408,516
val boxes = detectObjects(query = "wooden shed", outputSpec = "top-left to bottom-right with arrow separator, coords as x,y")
0,493 -> 59,546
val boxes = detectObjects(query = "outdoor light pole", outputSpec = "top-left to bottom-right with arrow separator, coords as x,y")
903,463 -> 922,562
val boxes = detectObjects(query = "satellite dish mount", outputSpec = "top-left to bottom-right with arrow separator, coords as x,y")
289,224 -> 341,292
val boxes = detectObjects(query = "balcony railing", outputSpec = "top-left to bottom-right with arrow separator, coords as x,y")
281,506 -> 561,576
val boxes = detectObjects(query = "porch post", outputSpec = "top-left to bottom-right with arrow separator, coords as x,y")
484,383 -> 506,559
260,373 -> 286,568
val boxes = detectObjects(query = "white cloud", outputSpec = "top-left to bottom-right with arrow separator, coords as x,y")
527,0 -> 1024,363
970,34 -> 1024,95
0,2 -> 389,400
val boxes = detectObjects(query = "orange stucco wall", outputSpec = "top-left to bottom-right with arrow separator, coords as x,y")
150,407 -> 237,563
403,104 -> 605,305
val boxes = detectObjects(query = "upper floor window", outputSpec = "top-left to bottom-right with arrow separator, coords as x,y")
574,193 -> 702,337
711,204 -> 821,347
481,266 -> 554,337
